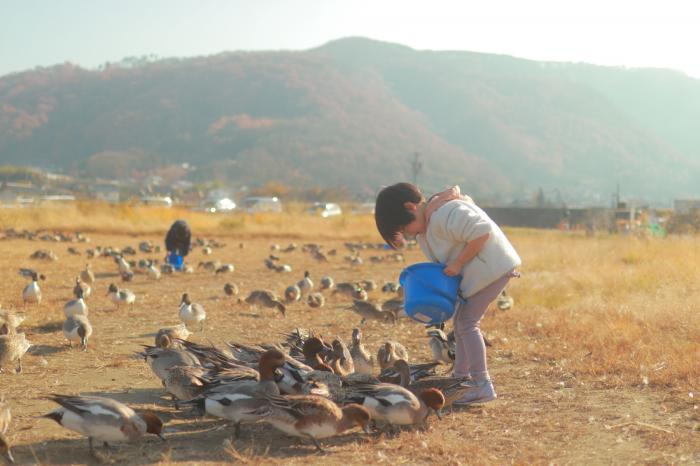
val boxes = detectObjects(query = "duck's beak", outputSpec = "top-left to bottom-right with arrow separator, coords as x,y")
434,408 -> 443,420
363,424 -> 371,434
157,433 -> 167,442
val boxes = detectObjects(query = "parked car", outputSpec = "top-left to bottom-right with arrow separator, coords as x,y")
309,202 -> 342,218
199,197 -> 237,213
244,196 -> 283,213
141,196 -> 173,207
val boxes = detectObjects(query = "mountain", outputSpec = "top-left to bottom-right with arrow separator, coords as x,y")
1,37 -> 699,202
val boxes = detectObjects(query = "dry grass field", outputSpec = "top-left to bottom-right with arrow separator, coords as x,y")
0,204 -> 698,465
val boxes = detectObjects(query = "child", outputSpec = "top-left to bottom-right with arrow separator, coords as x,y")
165,220 -> 192,257
375,182 -> 521,405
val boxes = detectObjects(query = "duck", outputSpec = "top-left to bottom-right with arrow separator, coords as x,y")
381,297 -> 404,318
330,339 -> 355,376
0,325 -> 32,373
139,241 -> 154,253
311,249 -> 328,262
141,344 -> 201,383
80,263 -> 95,285
360,280 -> 377,292
107,283 -> 135,310
319,276 -> 334,290
349,328 -> 374,375
297,271 -> 313,295
301,337 -> 333,372
227,342 -> 313,394
307,293 -> 325,308
348,300 -> 396,325
198,261 -> 219,272
275,264 -> 293,273
64,286 -> 89,318
377,341 -> 409,371
497,289 -> 514,311
378,361 -> 440,385
223,282 -> 239,297
0,397 -> 12,463
284,285 -> 302,303
392,359 -> 474,408
196,349 -> 287,438
381,282 -> 401,293
174,339 -> 249,371
42,395 -> 165,455
0,310 -> 25,334
22,272 -> 42,305
427,329 -> 455,366
73,277 -> 91,300
215,264 -> 235,274
63,314 -> 92,351
244,290 -> 286,317
178,293 -> 206,331
262,394 -> 370,452
343,383 -> 444,427
163,366 -> 208,405
147,261 -> 162,280
114,255 -> 131,275
333,282 -> 361,299
155,324 -> 192,348
18,267 -> 44,280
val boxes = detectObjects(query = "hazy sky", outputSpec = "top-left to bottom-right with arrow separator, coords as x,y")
2,0 -> 699,78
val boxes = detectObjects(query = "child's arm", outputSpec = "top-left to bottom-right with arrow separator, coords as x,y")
444,233 -> 490,276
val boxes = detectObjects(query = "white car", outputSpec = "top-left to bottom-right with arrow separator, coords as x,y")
309,202 -> 342,218
200,198 -> 237,213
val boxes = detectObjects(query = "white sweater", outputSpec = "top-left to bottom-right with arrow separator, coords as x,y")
417,200 -> 521,297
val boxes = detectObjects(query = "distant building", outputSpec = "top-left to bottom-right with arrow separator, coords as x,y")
91,182 -> 121,203
0,181 -> 38,204
481,206 -> 619,231
673,199 -> 700,214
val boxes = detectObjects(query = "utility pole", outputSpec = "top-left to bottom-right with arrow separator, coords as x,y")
411,152 -> 422,185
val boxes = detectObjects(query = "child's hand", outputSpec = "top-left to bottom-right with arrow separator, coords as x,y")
443,261 -> 462,277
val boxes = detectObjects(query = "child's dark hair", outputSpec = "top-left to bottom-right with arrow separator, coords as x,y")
374,182 -> 424,249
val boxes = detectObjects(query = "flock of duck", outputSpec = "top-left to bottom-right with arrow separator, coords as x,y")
0,229 -> 514,461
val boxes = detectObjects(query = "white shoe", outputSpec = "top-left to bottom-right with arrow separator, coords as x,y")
453,380 -> 497,406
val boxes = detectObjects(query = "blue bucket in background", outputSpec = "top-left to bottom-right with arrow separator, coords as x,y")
167,252 -> 184,271
399,262 -> 464,325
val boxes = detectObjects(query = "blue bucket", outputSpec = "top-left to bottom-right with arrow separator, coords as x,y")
167,252 -> 184,271
399,262 -> 464,325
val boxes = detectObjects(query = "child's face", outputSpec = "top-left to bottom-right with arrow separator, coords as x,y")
401,202 -> 427,240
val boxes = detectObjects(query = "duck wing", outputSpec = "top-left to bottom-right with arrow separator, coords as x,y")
46,395 -> 133,421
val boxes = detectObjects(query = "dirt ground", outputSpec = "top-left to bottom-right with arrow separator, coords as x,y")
0,231 -> 698,465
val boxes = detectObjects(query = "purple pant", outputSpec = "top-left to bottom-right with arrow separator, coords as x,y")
453,272 -> 512,378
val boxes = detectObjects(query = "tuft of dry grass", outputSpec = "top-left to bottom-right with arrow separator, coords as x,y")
0,202 -> 378,240
504,230 -> 700,389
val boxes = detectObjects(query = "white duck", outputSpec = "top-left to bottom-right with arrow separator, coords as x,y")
22,272 -> 42,305
179,293 -> 206,331
64,286 -> 89,318
107,283 -> 135,310
63,314 -> 93,351
42,395 -> 164,455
